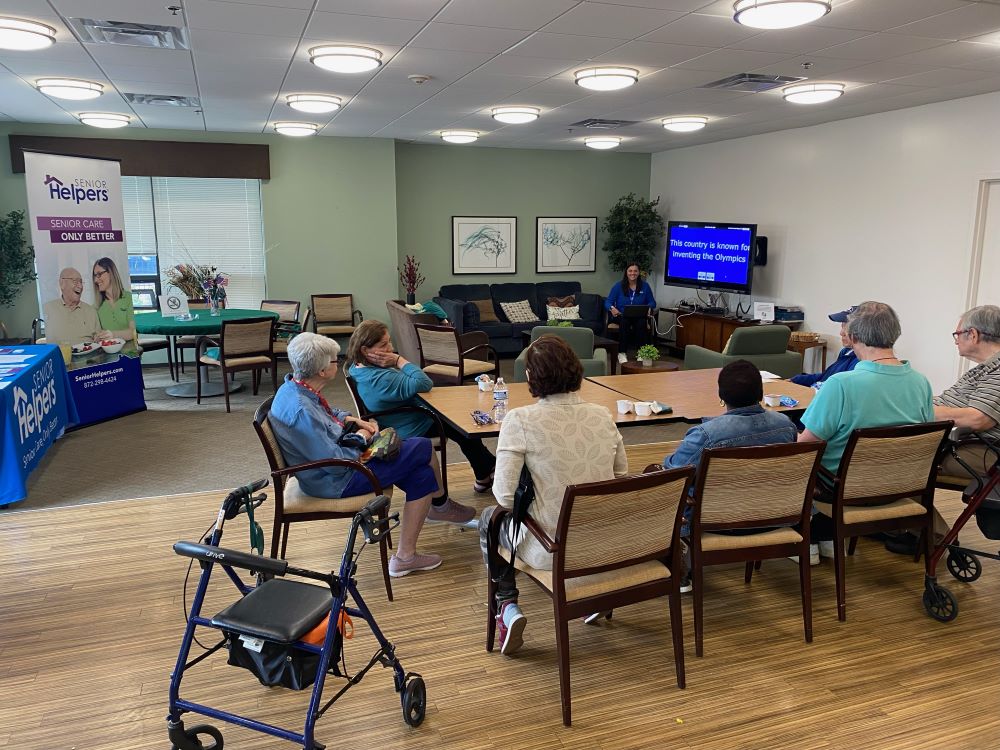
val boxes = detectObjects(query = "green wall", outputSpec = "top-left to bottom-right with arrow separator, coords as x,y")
394,142 -> 650,300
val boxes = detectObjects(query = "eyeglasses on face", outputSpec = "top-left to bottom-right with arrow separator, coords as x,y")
93,269 -> 109,280
952,328 -> 972,341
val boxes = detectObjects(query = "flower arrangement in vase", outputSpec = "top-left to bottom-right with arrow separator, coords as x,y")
398,254 -> 425,306
637,344 -> 659,366
166,263 -> 229,315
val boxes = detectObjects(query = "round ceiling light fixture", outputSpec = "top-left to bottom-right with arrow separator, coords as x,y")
0,17 -> 56,50
491,106 -> 540,124
286,94 -> 342,114
441,130 -> 478,144
309,45 -> 382,74
36,78 -> 104,100
274,122 -> 319,136
78,112 -> 130,129
733,0 -> 832,30
584,136 -> 621,150
662,116 -> 708,133
782,81 -> 845,104
574,67 -> 639,92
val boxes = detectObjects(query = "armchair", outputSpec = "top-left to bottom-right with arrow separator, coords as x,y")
683,324 -> 802,378
513,326 -> 608,382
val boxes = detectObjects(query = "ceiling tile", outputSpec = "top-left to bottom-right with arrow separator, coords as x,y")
305,12 -> 425,45
888,40 -> 1000,69
378,46 -> 494,84
834,59 -> 937,83
671,47 -> 794,72
478,55 -> 579,77
889,3 -> 1000,40
436,0 -> 580,31
189,28 -> 300,59
51,0 -> 181,25
88,44 -> 194,70
214,0 -> 315,8
103,63 -> 198,85
593,40 -> 717,68
505,32 -> 628,59
184,0 -> 310,36
815,32 -> 953,61
753,54 -> 868,79
727,25 -> 872,55
134,108 -> 206,130
315,0 -> 448,20
540,2 -> 685,39
1,56 -> 105,79
812,0 -> 972,33
114,79 -> 201,97
410,23 -> 530,53
882,66 -> 994,87
639,13 -> 759,46
600,0 -> 721,12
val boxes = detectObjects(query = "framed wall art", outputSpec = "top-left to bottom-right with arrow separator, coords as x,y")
536,217 -> 597,273
452,216 -> 517,274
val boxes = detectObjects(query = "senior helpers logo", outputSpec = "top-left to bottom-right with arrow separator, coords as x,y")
12,358 -> 58,444
44,174 -> 110,203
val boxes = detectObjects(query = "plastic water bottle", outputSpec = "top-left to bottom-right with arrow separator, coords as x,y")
493,377 -> 508,422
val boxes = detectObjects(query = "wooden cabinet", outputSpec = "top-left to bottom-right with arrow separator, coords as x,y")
662,308 -> 800,353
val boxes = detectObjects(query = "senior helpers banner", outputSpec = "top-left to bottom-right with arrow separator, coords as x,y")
24,151 -> 145,426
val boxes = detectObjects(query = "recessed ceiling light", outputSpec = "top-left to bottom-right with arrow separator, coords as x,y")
0,17 -> 56,50
491,106 -> 540,124
274,122 -> 319,136
584,136 -> 621,150
733,0 -> 832,30
286,94 -> 342,114
78,112 -> 130,128
575,67 -> 639,92
36,78 -> 104,100
309,45 -> 382,74
782,81 -> 844,104
662,116 -> 708,133
441,130 -> 478,144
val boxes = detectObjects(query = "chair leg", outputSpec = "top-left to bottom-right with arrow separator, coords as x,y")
693,558 -> 705,657
668,581 -> 686,689
269,515 -> 282,558
800,545 -> 813,643
378,507 -> 393,602
271,358 -> 278,393
196,358 -> 203,404
280,523 -> 290,559
834,528 -> 847,622
167,338 -> 176,381
223,366 -> 231,413
554,606 -> 573,727
744,560 -> 754,583
921,522 -> 934,572
913,528 -> 926,564
848,536 -> 858,556
486,567 -> 498,652
252,368 -> 260,395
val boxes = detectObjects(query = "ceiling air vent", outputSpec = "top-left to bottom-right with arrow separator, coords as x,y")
569,118 -> 638,129
124,93 -> 200,107
67,18 -> 190,50
700,73 -> 804,93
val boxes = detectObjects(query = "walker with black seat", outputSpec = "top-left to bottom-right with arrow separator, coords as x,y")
167,479 -> 426,750
922,434 -> 1000,622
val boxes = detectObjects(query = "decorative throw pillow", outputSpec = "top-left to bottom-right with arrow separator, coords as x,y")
547,294 -> 576,308
546,304 -> 581,321
499,299 -> 540,324
472,299 -> 499,323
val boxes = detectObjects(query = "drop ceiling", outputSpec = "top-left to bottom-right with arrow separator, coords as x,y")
3,0 -> 1000,151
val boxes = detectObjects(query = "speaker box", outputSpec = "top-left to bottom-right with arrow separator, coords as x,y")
755,236 -> 768,266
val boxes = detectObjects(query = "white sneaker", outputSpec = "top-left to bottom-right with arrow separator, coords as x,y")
818,540 -> 842,559
788,544 -> 819,566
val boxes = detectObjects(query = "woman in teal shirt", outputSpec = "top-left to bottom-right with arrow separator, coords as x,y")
92,257 -> 136,346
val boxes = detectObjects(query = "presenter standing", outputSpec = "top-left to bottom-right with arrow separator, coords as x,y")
604,263 -> 657,354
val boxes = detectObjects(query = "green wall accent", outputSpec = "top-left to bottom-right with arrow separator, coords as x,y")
394,142 -> 650,301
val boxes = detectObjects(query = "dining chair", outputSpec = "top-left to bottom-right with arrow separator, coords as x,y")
485,466 -> 694,726
261,299 -> 301,323
813,421 -> 953,622
345,374 -> 449,498
274,308 -> 310,364
688,442 -> 825,657
311,294 -> 362,346
253,396 -> 393,600
413,323 -> 499,387
196,317 -> 276,412
137,335 -> 174,382
175,298 -> 222,374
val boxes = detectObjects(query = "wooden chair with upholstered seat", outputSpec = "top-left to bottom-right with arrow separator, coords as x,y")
311,294 -> 362,346
253,396 -> 393,600
485,466 -> 695,726
196,317 -> 276,412
813,421 -> 953,622
414,323 -> 499,387
688,442 -> 825,657
273,308 -> 310,364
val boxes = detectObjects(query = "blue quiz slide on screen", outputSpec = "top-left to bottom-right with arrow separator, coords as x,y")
668,225 -> 753,284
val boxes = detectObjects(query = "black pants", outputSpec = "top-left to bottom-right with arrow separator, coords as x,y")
612,314 -> 650,352
423,421 -> 496,481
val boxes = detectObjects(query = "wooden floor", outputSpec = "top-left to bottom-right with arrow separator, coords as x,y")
2,442 -> 999,750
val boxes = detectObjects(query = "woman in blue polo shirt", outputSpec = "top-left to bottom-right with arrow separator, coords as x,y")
604,263 -> 656,354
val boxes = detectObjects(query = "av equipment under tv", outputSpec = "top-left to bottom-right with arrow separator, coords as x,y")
665,221 -> 757,295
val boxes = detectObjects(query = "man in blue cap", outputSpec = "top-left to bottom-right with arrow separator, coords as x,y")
790,305 -> 860,388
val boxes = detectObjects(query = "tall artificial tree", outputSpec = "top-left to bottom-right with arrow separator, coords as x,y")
601,193 -> 665,276
0,210 -> 37,309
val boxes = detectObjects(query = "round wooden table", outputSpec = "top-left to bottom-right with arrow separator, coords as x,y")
620,360 -> 681,376
135,308 -> 278,397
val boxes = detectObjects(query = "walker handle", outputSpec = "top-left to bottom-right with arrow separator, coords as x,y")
173,541 -> 289,576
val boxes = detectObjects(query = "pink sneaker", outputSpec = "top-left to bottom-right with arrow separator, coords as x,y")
426,499 -> 476,525
496,602 -> 527,655
388,552 -> 442,577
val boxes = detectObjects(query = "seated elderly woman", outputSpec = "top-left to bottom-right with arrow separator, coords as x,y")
347,319 -> 495,524
269,332 -> 444,578
479,335 -> 628,655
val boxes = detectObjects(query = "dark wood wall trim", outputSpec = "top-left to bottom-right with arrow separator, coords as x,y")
9,135 -> 270,179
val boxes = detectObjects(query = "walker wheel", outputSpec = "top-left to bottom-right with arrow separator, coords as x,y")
946,549 -> 982,583
922,585 -> 959,623
171,723 -> 223,750
401,677 -> 426,727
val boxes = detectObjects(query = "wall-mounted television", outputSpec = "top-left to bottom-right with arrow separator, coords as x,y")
664,221 -> 757,295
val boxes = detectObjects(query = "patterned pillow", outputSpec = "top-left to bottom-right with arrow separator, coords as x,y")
547,294 -> 576,308
499,299 -> 540,324
471,299 -> 499,323
546,304 -> 581,321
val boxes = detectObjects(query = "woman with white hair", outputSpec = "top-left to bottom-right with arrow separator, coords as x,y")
268,332 -> 444,577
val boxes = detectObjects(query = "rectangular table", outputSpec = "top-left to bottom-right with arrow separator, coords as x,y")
0,344 -> 79,506
587,368 -> 815,423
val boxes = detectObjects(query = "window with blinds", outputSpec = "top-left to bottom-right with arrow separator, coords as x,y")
120,176 -> 267,310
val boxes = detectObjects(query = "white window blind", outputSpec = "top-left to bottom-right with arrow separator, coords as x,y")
151,177 -> 266,309
121,176 -> 156,254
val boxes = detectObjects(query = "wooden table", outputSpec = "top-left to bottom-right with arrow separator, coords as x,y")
619,360 -> 680,376
417,379 -> 677,438
787,339 -> 827,372
588,368 -> 815,423
520,330 -> 620,375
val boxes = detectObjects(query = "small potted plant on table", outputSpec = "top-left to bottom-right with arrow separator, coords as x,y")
637,344 -> 659,367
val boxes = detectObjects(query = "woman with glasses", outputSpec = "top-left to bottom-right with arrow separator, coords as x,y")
92,257 -> 136,346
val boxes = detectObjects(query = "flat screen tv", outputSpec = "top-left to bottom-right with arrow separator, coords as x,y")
664,221 -> 757,295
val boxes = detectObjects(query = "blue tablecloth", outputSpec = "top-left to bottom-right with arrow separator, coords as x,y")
0,344 -> 79,506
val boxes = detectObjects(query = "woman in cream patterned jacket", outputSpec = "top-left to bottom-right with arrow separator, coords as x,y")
479,334 -> 628,655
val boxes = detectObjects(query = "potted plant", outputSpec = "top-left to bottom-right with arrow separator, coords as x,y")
0,210 -> 38,341
637,344 -> 659,367
398,254 -> 425,306
601,193 -> 665,275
